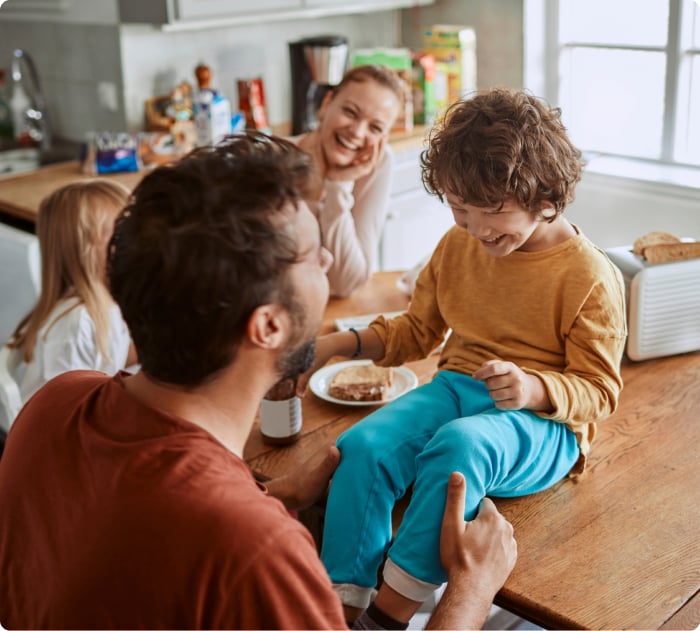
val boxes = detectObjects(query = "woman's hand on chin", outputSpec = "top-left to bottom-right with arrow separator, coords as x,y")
326,136 -> 386,183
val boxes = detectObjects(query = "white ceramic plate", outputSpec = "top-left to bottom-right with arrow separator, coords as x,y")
334,311 -> 405,332
309,360 -> 419,407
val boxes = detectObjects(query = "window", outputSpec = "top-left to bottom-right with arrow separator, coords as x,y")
525,0 -> 700,169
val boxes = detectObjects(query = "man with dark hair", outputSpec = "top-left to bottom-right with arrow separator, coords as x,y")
0,133 -> 516,630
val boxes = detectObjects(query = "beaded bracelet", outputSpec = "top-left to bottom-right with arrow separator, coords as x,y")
348,327 -> 362,359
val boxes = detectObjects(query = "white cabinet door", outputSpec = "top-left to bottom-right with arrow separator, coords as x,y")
176,0 -> 301,20
305,0 -> 433,6
379,143 -> 453,271
380,190 -> 453,271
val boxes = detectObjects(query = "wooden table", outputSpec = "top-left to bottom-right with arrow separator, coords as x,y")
0,161 -> 143,225
243,271 -> 700,630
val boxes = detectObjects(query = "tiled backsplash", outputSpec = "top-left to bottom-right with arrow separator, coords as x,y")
120,12 -> 399,135
0,20 -> 125,142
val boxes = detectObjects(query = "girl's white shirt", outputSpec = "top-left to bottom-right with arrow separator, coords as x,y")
18,297 -> 130,403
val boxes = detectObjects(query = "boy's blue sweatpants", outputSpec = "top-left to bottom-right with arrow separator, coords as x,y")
321,370 -> 580,590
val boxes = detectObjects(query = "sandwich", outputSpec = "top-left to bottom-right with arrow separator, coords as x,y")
329,364 -> 394,402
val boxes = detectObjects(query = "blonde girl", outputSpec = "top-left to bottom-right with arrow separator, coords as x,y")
9,180 -> 135,403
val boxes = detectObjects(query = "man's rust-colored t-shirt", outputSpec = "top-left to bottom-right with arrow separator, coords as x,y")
0,371 -> 346,630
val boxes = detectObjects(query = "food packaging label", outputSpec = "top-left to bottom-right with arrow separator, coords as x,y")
84,131 -> 140,174
237,77 -> 271,133
194,89 -> 232,147
422,25 -> 477,112
411,52 -> 436,126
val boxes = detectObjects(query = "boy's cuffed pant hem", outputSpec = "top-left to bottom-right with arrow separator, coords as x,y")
333,583 -> 376,609
383,558 -> 441,603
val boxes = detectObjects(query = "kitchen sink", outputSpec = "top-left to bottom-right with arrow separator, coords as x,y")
0,148 -> 40,178
0,140 -> 82,178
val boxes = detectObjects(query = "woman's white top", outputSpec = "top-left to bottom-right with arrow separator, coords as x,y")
18,297 -> 130,403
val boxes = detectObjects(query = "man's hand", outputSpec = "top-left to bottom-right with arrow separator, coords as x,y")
440,472 -> 517,590
473,359 -> 552,412
264,444 -> 340,511
427,472 -> 517,630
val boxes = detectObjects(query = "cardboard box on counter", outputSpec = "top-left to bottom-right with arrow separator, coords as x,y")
422,25 -> 477,113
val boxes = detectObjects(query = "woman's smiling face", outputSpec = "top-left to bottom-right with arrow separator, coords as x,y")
317,78 -> 400,168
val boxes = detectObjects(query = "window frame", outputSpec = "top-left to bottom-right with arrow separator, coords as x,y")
524,0 -> 700,171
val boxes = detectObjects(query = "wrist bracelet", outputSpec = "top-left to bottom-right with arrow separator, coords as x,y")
349,327 -> 362,359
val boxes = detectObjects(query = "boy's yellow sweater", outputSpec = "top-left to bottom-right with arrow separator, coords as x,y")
371,225 -> 627,473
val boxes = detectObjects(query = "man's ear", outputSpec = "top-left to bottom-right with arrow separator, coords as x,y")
246,303 -> 289,351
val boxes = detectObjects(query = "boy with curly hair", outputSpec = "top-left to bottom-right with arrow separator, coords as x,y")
303,88 -> 627,627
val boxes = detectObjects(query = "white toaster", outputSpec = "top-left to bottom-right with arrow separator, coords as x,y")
606,245 -> 700,361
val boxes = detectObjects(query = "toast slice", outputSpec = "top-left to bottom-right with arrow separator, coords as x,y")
632,231 -> 681,256
328,364 -> 393,402
641,241 -> 700,263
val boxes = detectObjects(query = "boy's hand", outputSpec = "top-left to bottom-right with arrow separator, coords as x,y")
473,359 -> 553,412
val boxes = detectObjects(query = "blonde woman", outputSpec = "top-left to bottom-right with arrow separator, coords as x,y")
9,180 -> 135,403
295,65 -> 403,297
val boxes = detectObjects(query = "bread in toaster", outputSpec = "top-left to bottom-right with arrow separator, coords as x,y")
328,364 -> 393,402
632,231 -> 681,256
632,231 -> 700,263
641,241 -> 700,264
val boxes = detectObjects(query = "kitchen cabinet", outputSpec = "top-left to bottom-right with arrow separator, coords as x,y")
176,0 -> 301,21
0,0 -> 118,23
380,143 -> 453,271
117,0 -> 434,28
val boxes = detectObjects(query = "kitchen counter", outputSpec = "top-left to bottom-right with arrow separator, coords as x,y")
0,126 -> 430,226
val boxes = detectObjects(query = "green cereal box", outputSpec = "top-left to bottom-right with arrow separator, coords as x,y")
421,25 -> 477,111
351,48 -> 414,133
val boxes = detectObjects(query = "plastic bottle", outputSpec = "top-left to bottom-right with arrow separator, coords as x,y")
193,63 -> 232,147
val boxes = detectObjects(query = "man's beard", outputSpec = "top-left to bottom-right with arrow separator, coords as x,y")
277,338 -> 316,381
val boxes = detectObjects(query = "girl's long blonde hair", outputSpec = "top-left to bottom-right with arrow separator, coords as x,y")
9,179 -> 130,363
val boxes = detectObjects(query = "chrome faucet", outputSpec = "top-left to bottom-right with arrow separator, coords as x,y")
10,48 -> 51,152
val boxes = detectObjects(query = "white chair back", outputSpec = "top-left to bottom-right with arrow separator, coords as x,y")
0,222 -> 41,345
0,344 -> 22,432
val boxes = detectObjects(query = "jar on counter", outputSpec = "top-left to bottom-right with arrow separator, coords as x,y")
259,378 -> 302,445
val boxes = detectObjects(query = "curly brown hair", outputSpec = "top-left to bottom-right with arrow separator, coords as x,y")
108,132 -> 315,386
422,88 -> 583,220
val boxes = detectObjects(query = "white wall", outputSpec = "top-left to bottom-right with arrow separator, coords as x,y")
568,172 -> 700,248
119,12 -> 400,132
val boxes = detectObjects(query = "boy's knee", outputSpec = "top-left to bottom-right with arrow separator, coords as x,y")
337,421 -> 384,458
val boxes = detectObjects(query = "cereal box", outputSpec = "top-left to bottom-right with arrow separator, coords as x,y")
422,25 -> 477,111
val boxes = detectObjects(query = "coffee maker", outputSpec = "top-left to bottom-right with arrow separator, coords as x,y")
289,35 -> 349,135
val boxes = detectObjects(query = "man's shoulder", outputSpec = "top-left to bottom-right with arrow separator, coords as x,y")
25,370 -> 112,410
